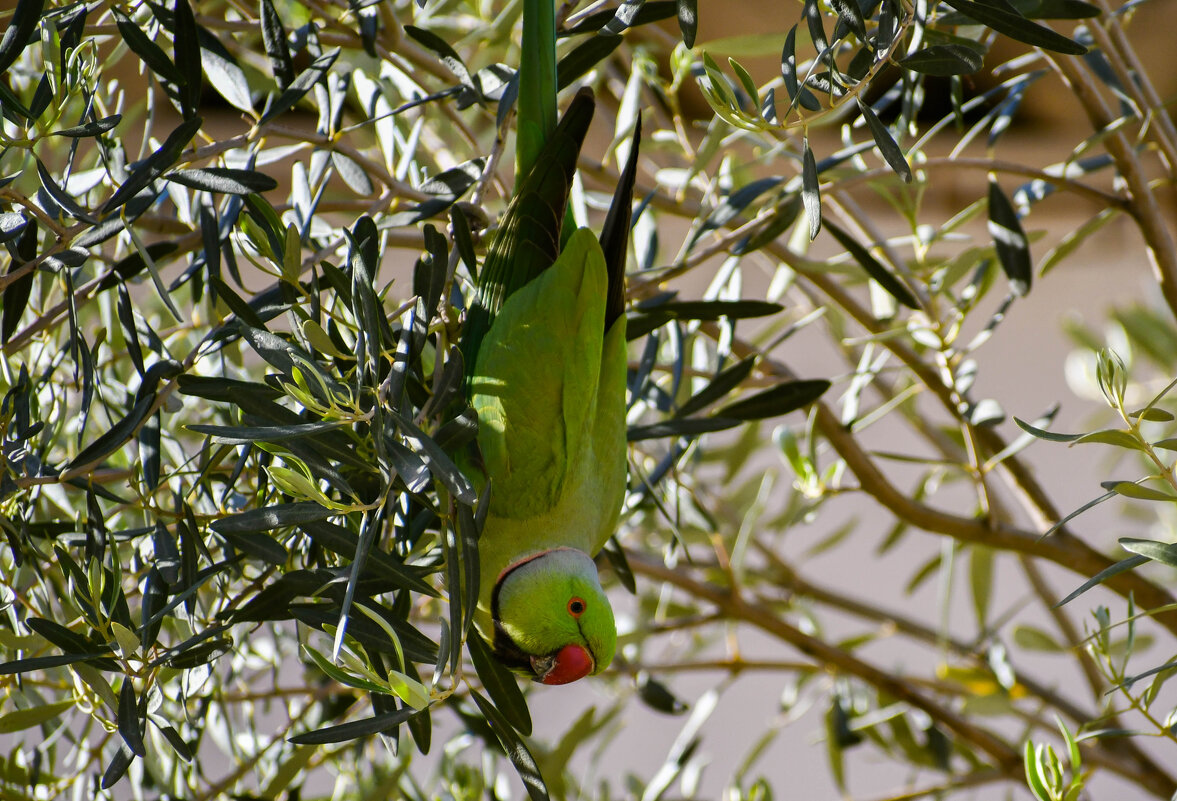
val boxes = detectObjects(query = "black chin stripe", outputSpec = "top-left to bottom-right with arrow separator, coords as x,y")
490,618 -> 535,673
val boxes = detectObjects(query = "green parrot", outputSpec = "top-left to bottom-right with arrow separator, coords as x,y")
461,88 -> 640,685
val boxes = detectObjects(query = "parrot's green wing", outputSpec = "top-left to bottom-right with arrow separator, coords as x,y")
461,89 -> 595,374
468,228 -> 613,520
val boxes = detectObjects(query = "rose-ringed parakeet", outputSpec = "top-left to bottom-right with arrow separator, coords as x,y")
462,88 -> 640,685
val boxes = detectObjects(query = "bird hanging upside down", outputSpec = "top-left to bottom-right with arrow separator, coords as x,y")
461,88 -> 639,685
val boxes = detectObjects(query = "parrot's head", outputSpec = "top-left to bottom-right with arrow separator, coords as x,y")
490,548 -> 615,685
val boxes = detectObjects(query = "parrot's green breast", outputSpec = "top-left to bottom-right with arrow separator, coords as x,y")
466,228 -> 628,621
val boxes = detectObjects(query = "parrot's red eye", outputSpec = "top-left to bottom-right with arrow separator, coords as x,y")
567,597 -> 586,617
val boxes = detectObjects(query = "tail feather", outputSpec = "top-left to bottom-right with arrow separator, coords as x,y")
463,88 -> 596,371
598,115 -> 641,329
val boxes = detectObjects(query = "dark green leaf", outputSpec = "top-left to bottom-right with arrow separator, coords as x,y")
468,632 -> 532,736
692,177 -> 784,249
68,395 -> 155,470
1038,489 -> 1116,539
780,26 -> 820,113
715,379 -> 831,420
855,98 -> 912,182
471,690 -> 550,801
1119,538 -> 1177,568
0,81 -> 33,122
165,636 -> 233,669
395,413 -> 477,504
459,502 -> 483,634
291,604 -> 438,664
139,412 -> 161,490
289,706 -> 423,745
636,299 -> 783,321
35,157 -> 95,222
198,27 -> 253,112
556,34 -> 623,91
212,501 -> 332,534
0,210 -> 24,242
173,0 -> 201,116
983,179 -> 1031,296
260,48 -> 339,124
677,0 -> 698,46
1074,429 -> 1146,450
0,651 -> 112,674
825,220 -> 919,308
187,420 -> 346,443
414,224 -> 449,324
1013,416 -> 1081,442
405,25 -> 473,89
439,523 -> 462,675
804,0 -> 830,61
761,86 -> 779,124
210,528 -> 288,564
1055,554 -> 1148,606
941,0 -> 1087,54
628,417 -> 741,441
601,536 -> 636,593
2,221 -> 37,343
781,26 -> 800,103
637,674 -> 690,714
232,569 -> 332,622
176,374 -> 280,404
259,0 -> 294,88
988,179 -> 1032,295
111,7 -> 185,85
739,194 -> 803,253
561,2 -> 677,35
332,512 -> 380,661
1014,0 -> 1100,17
1103,480 -> 1177,502
678,357 -> 757,417
0,0 -> 44,76
899,44 -> 985,76
0,699 -> 75,733
830,0 -> 867,40
103,115 -> 202,213
118,680 -> 145,756
24,617 -> 105,656
74,193 -> 155,248
167,167 -> 278,194
52,114 -> 122,137
300,519 -> 437,596
1112,660 -> 1177,692
100,745 -> 134,790
450,205 -> 477,277
802,138 -> 821,239
153,722 -> 194,761
1130,407 -> 1175,422
237,325 -> 336,393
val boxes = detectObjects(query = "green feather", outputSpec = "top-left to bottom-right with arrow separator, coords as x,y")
517,0 -> 558,181
461,89 -> 595,375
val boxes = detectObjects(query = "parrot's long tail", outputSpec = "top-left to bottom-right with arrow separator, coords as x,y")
463,89 -> 596,371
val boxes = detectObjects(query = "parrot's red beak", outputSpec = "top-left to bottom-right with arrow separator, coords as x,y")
533,644 -> 594,685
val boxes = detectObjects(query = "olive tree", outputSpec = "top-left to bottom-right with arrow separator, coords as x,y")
1,0 -> 1175,799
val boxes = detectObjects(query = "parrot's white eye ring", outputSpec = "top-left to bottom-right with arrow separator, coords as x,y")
568,597 -> 586,617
